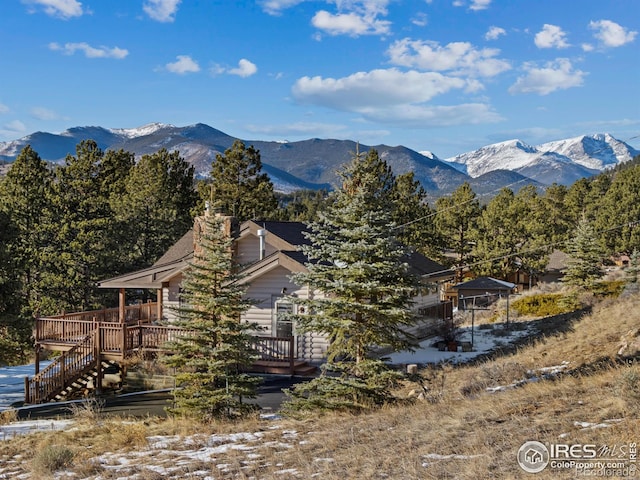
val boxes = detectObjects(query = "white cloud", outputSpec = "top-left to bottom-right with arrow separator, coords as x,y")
411,12 -> 428,27
143,0 -> 181,23
387,39 -> 510,77
165,55 -> 200,74
228,59 -> 258,78
22,0 -> 83,19
291,67 -> 503,127
581,43 -> 594,52
1,120 -> 27,137
589,20 -> 637,47
485,26 -> 506,41
470,0 -> 491,11
259,0 -> 305,16
509,58 -> 586,95
361,103 -> 503,127
453,0 -> 492,11
30,107 -> 59,120
292,68 -> 468,110
312,10 -> 390,36
48,42 -> 129,59
0,103 -> 9,114
534,24 -> 570,49
211,59 -> 258,78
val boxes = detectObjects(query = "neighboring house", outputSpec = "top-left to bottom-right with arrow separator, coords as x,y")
449,276 -> 516,310
98,211 -> 454,364
538,249 -> 570,284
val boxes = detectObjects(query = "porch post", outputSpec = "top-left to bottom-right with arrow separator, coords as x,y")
119,288 -> 126,323
35,345 -> 41,375
95,321 -> 103,394
156,288 -> 163,321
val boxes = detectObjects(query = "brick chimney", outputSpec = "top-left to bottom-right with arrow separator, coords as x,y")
193,201 -> 239,258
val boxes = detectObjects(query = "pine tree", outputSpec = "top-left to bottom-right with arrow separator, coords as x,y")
284,149 -> 421,413
206,140 -> 277,221
48,140 -> 120,311
595,165 -> 640,254
626,249 -> 640,284
162,214 -> 261,419
564,216 -> 604,289
435,182 -> 480,282
391,172 -> 444,261
0,145 -> 54,316
473,186 -> 549,279
0,210 -> 29,365
112,148 -> 197,269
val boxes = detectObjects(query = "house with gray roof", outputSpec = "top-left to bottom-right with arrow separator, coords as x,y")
98,212 -> 454,365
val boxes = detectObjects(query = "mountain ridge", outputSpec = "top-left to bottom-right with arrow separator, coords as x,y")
1,123 -> 637,195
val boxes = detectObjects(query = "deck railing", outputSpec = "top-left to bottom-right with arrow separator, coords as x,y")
30,314 -> 298,403
44,302 -> 159,324
26,333 -> 95,404
251,336 -> 295,373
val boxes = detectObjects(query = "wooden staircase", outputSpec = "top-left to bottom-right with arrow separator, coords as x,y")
26,330 -> 122,404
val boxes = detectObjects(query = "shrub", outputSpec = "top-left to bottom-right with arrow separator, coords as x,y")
0,408 -> 17,425
512,293 -> 579,317
616,365 -> 640,404
593,280 -> 626,298
31,444 -> 74,475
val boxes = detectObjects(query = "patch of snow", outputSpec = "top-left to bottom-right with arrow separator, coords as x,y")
387,323 -> 532,366
0,419 -> 75,441
0,361 -> 51,411
110,123 -> 173,138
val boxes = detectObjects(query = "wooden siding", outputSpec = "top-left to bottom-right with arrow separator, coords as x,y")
243,267 -> 328,362
162,275 -> 182,323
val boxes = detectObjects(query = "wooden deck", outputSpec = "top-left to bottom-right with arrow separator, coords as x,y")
28,303 -> 313,404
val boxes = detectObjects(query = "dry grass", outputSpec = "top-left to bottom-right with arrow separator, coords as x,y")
1,291 -> 639,479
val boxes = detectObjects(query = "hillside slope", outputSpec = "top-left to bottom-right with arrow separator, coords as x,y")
2,291 -> 638,479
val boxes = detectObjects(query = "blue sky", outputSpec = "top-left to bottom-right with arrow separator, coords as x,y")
0,0 -> 638,158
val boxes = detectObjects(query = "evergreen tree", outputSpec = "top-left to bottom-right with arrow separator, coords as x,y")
48,140 -> 120,311
391,172 -> 444,261
595,164 -> 640,254
273,189 -> 330,222
627,249 -> 640,284
162,214 -> 261,419
434,182 -> 480,282
113,149 -> 197,269
0,210 -> 29,365
206,140 -> 277,221
284,149 -> 421,413
539,183 -> 572,244
564,216 -> 604,289
0,145 -> 54,316
473,186 -> 549,279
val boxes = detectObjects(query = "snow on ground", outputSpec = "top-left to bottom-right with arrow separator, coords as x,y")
0,418 -> 75,441
387,322 -> 533,366
0,361 -> 50,411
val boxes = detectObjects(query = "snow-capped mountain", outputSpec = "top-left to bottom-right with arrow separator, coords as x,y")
0,123 -> 467,194
1,124 -> 638,194
538,133 -> 636,171
443,134 -> 639,186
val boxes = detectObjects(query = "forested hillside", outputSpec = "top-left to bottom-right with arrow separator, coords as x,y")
1,139 -> 639,365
